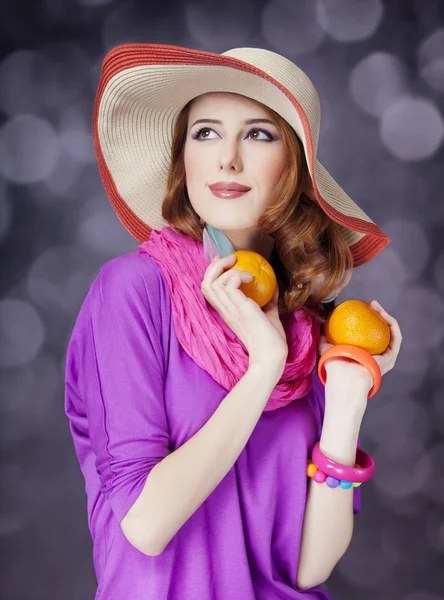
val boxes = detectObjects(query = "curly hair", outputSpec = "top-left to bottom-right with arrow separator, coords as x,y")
161,97 -> 354,326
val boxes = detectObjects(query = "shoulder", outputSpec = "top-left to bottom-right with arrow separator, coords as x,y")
77,252 -> 172,330
67,251 -> 170,360
98,251 -> 164,289
91,251 -> 167,305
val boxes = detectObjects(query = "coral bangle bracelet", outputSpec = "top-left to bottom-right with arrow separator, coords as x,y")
317,344 -> 382,399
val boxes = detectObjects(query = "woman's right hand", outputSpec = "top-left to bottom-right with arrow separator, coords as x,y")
200,254 -> 289,371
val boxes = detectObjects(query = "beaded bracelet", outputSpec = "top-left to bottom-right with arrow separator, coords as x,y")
307,460 -> 362,489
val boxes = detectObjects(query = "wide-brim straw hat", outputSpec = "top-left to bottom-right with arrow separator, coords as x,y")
92,43 -> 390,267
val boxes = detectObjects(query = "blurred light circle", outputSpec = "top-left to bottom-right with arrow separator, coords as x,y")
43,149 -> 84,197
382,219 -> 430,280
76,209 -> 135,256
52,101 -> 95,197
316,0 -> 384,42
40,167 -> 103,207
420,59 -> 444,93
0,44 -> 89,118
186,0 -> 255,48
418,27 -> 444,66
418,28 -> 444,92
0,299 -> 45,369
0,115 -> 59,184
262,0 -> 325,56
349,52 -> 409,118
60,129 -> 95,164
35,41 -> 90,110
27,246 -> 87,313
380,97 -> 444,161
51,98 -> 95,192
60,101 -> 91,133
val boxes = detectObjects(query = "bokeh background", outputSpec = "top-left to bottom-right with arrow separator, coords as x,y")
1,0 -> 444,598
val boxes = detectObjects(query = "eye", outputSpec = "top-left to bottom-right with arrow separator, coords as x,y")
192,127 -> 218,140
191,126 -> 274,141
247,128 -> 274,141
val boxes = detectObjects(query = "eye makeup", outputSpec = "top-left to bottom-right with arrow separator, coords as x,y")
191,126 -> 276,141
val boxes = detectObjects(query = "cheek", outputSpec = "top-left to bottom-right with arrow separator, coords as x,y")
184,145 -> 208,183
257,151 -> 286,186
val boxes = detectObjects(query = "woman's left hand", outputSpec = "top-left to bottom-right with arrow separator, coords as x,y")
318,299 -> 403,385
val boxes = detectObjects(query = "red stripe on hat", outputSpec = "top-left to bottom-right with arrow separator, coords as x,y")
93,44 -> 390,263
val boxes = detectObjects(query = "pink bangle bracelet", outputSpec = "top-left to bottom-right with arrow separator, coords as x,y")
311,442 -> 375,483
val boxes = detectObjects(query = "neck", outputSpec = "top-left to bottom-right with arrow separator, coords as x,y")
222,228 -> 276,263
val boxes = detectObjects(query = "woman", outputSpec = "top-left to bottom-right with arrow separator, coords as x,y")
64,44 -> 402,599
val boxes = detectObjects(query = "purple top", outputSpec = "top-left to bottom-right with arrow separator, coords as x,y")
64,250 -> 360,599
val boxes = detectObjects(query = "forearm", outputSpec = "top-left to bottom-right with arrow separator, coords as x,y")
296,375 -> 369,590
122,361 -> 285,556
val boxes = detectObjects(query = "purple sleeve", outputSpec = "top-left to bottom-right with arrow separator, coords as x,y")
66,253 -> 171,525
309,372 -> 361,515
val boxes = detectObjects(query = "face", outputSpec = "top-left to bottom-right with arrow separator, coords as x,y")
183,92 -> 287,257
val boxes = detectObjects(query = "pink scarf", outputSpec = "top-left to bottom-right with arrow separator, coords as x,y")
137,226 -> 320,412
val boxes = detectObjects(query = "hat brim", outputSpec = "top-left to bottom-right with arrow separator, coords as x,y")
93,43 -> 390,267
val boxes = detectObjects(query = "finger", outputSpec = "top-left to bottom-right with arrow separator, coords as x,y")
216,267 -> 254,286
225,283 -> 258,315
209,253 -> 237,279
371,300 -> 403,352
214,270 -> 255,314
202,269 -> 251,317
212,262 -> 253,301
262,281 -> 279,313
201,254 -> 236,296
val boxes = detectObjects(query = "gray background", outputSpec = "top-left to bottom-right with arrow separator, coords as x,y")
1,0 -> 444,598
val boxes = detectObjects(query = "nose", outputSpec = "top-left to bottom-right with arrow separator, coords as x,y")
218,139 -> 243,172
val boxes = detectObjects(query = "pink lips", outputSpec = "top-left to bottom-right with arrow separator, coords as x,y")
208,181 -> 251,199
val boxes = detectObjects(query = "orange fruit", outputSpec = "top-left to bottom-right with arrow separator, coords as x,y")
325,299 -> 390,355
227,250 -> 277,308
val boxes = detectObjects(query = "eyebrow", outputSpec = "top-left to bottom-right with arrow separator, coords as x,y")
190,118 -> 277,128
